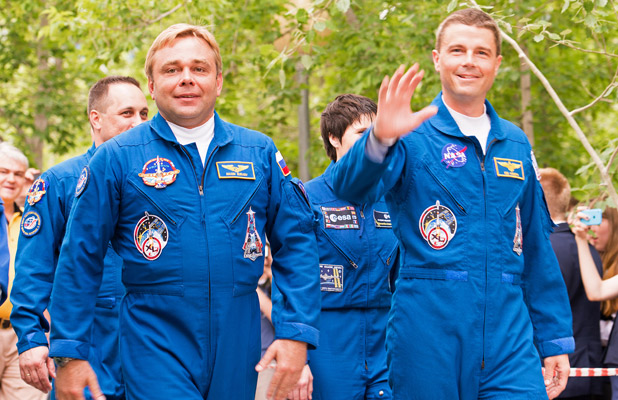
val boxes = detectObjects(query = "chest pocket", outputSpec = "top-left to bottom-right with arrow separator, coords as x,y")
421,159 -> 469,215
121,175 -> 187,294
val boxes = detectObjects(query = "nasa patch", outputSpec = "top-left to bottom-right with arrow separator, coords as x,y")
321,206 -> 359,229
21,211 -> 42,237
441,143 -> 467,168
419,200 -> 457,250
26,178 -> 49,205
320,264 -> 343,292
138,156 -> 180,189
133,212 -> 169,260
75,166 -> 90,197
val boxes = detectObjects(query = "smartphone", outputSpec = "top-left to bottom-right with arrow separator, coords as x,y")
580,209 -> 602,226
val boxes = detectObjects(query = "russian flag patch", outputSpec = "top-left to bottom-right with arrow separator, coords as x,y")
275,151 -> 290,176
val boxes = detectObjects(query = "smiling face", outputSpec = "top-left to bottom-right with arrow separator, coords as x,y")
329,114 -> 373,161
432,23 -> 502,116
0,157 -> 27,204
148,36 -> 223,129
590,218 -> 611,253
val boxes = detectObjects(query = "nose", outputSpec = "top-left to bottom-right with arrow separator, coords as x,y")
129,114 -> 144,128
463,50 -> 475,66
179,67 -> 195,86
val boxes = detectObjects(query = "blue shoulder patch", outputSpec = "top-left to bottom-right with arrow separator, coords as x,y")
75,166 -> 90,197
26,178 -> 49,206
21,211 -> 42,237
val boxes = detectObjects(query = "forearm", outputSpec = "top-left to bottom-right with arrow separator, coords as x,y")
575,236 -> 617,301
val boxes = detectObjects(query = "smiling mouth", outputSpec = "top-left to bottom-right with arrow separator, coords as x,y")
176,94 -> 200,99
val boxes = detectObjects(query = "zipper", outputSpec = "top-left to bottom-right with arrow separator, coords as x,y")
231,179 -> 264,225
321,228 -> 359,269
177,145 -> 203,197
423,164 -> 467,214
199,145 -> 219,196
127,180 -> 177,225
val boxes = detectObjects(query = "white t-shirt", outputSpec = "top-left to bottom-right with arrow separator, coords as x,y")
167,116 -> 215,165
443,98 -> 491,154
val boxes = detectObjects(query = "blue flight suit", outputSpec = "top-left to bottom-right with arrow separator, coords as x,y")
49,112 -> 320,400
0,198 -> 9,305
330,95 -> 574,400
11,145 -> 126,399
305,163 -> 398,400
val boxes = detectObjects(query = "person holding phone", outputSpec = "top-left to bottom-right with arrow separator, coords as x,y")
572,206 -> 618,398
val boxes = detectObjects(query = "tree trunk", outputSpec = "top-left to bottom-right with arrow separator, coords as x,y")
296,62 -> 310,182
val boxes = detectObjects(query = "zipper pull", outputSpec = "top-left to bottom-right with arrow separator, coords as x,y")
199,185 -> 204,196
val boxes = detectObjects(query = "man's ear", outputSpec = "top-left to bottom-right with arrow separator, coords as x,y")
89,110 -> 102,131
328,134 -> 341,149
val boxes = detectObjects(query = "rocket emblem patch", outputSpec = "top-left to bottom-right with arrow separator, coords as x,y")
419,200 -> 458,250
243,207 -> 263,261
513,203 -> 523,256
133,212 -> 169,260
26,178 -> 49,205
138,156 -> 180,189
320,264 -> 344,292
441,143 -> 467,168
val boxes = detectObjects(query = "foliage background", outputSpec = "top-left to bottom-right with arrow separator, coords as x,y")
0,0 -> 615,204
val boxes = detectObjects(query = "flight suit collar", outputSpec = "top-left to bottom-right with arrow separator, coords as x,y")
150,111 -> 233,147
428,92 -> 507,142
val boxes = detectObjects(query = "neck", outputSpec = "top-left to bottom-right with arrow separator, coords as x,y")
4,200 -> 13,222
442,93 -> 486,117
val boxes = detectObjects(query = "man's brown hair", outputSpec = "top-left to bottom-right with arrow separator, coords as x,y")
435,8 -> 501,55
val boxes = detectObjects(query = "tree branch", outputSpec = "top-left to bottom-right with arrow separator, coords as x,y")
570,66 -> 618,115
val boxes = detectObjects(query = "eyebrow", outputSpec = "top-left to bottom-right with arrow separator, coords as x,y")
159,59 -> 211,69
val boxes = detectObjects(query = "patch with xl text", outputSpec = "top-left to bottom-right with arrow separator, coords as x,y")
21,211 -> 42,237
321,206 -> 359,229
26,178 -> 48,205
138,156 -> 180,189
133,212 -> 168,261
373,210 -> 392,228
441,143 -> 467,168
494,158 -> 524,180
320,264 -> 343,292
243,207 -> 263,261
216,161 -> 255,180
419,200 -> 457,250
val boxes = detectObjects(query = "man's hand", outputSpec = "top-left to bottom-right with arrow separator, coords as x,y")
19,346 -> 55,393
373,64 -> 438,142
255,339 -> 307,400
286,364 -> 313,400
544,354 -> 570,399
55,359 -> 105,400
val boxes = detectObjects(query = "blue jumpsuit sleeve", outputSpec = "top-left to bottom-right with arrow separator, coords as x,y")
11,172 -> 66,353
49,145 -> 121,360
265,145 -> 321,349
330,129 -> 404,204
0,199 -> 8,305
521,170 -> 574,358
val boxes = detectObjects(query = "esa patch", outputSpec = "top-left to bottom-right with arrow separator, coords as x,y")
320,264 -> 343,292
494,158 -> 524,180
75,167 -> 90,197
216,161 -> 255,180
441,143 -> 467,168
26,178 -> 48,205
419,200 -> 457,250
138,156 -> 180,189
243,207 -> 263,261
373,210 -> 392,228
133,212 -> 168,260
21,211 -> 42,237
275,151 -> 290,176
321,206 -> 359,229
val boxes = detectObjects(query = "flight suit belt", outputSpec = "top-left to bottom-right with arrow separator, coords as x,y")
0,318 -> 11,329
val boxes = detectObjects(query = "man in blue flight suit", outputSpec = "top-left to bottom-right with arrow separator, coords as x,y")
10,76 -> 149,399
305,94 -> 398,399
331,8 -> 573,400
48,24 -> 320,400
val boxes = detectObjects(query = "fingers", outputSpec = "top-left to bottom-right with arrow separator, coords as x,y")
47,356 -> 57,379
397,63 -> 420,99
87,371 -> 106,400
543,362 -> 555,387
386,65 -> 407,104
266,366 -> 282,400
256,345 -> 276,372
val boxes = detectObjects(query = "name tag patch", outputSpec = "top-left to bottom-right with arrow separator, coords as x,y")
320,264 -> 343,292
216,161 -> 256,180
374,210 -> 392,228
494,158 -> 524,180
321,206 -> 359,229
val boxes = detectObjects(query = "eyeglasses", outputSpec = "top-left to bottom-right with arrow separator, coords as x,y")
0,168 -> 26,180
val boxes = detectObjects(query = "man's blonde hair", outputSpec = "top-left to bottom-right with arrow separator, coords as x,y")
145,24 -> 222,80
